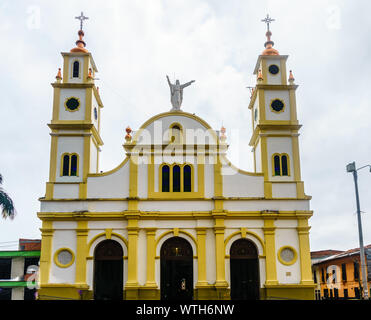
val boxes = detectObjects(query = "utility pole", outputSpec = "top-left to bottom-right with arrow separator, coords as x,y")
346,162 -> 370,299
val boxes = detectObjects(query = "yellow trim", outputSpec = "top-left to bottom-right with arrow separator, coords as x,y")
60,153 -> 80,177
82,136 -> 90,181
214,218 -> 228,287
75,221 -> 88,285
85,87 -> 93,121
39,221 -> 53,285
224,229 -> 266,256
269,98 -> 285,114
155,229 -> 197,252
263,215 -> 278,285
289,89 -> 298,122
258,89 -> 266,121
292,136 -> 302,181
64,96 -> 81,112
88,157 -> 129,177
277,246 -> 298,266
158,163 -> 194,193
87,232 -> 128,253
83,55 -> 89,82
297,218 -> 314,284
52,87 -> 60,121
261,59 -> 267,85
169,122 -> 184,144
271,153 -> 291,177
49,136 -> 58,183
279,58 -> 287,85
196,228 -> 207,286
145,228 -> 157,287
126,218 -> 139,287
53,247 -> 75,268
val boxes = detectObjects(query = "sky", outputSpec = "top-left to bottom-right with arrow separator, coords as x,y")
0,0 -> 370,252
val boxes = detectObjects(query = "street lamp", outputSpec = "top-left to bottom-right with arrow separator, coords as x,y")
346,161 -> 371,299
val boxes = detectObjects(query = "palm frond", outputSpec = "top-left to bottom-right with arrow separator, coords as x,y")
0,188 -> 16,219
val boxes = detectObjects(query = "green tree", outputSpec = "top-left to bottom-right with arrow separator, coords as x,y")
0,174 -> 15,219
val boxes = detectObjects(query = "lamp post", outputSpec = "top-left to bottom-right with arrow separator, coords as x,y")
346,161 -> 371,299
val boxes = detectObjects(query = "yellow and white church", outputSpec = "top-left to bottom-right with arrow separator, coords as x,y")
37,16 -> 315,300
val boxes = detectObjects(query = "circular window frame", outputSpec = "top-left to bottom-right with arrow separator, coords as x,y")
277,246 -> 297,266
270,98 -> 285,114
54,248 -> 75,268
268,64 -> 280,75
64,97 -> 81,112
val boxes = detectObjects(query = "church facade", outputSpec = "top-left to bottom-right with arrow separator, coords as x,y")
37,17 -> 315,300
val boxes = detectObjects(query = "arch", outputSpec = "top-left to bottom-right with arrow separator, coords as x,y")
88,232 -> 128,257
160,237 -> 194,300
62,154 -> 70,176
93,239 -> 123,300
161,164 -> 170,192
229,238 -> 260,300
183,165 -> 192,192
273,154 -> 281,176
70,153 -> 78,176
72,60 -> 80,78
156,230 -> 197,257
169,122 -> 183,144
224,230 -> 265,257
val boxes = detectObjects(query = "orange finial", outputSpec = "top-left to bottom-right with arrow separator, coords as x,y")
220,126 -> 227,142
56,68 -> 62,80
288,70 -> 295,83
257,69 -> 263,81
87,67 -> 93,79
125,126 -> 132,142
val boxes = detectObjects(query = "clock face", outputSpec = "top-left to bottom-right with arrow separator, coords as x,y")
65,97 -> 80,111
270,99 -> 285,112
268,64 -> 279,75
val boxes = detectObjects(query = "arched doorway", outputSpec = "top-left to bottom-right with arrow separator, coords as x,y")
160,237 -> 193,300
93,239 -> 123,300
230,239 -> 260,300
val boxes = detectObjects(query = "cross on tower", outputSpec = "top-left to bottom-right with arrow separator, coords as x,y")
75,11 -> 89,30
261,14 -> 275,32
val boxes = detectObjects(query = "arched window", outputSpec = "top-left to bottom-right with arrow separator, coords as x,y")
70,154 -> 78,176
169,123 -> 182,144
173,165 -> 181,192
61,153 -> 79,176
73,61 -> 80,78
183,165 -> 192,192
281,155 -> 288,176
272,153 -> 290,176
162,165 -> 170,192
62,154 -> 70,176
273,155 -> 281,176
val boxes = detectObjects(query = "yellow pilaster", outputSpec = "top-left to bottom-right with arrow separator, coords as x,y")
213,216 -> 228,288
196,227 -> 208,286
262,213 -> 278,285
39,221 -> 54,285
126,217 -> 139,287
297,216 -> 314,284
145,228 -> 157,287
75,220 -> 88,287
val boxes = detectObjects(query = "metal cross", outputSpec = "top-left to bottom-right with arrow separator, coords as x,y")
75,12 -> 89,30
261,14 -> 275,32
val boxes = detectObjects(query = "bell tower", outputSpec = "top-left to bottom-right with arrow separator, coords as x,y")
45,13 -> 104,200
249,15 -> 307,200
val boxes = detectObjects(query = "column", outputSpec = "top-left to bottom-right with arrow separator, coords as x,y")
297,216 -> 314,284
39,221 -> 54,285
196,227 -> 207,286
262,213 -> 278,285
75,220 -> 88,287
145,228 -> 157,287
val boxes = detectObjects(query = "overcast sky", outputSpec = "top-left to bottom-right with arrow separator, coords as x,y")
0,0 -> 370,252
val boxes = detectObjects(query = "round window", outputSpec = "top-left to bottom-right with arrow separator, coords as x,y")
270,99 -> 285,113
278,246 -> 297,265
55,248 -> 74,268
65,97 -> 80,111
268,64 -> 280,75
